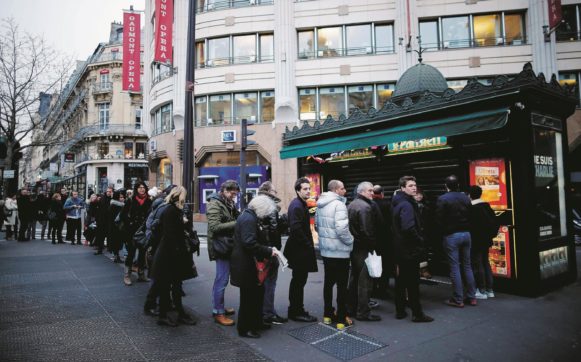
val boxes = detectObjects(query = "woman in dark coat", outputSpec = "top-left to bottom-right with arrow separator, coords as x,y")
150,186 -> 196,326
48,193 -> 66,244
124,181 -> 153,285
108,190 -> 128,263
84,194 -> 99,246
231,195 -> 276,338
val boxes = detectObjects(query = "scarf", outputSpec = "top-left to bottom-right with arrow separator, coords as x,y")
135,193 -> 147,206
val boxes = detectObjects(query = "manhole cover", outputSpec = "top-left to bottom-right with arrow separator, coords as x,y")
288,323 -> 387,361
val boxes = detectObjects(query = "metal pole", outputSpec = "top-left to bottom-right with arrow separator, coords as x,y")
183,0 -> 196,204
240,118 -> 247,210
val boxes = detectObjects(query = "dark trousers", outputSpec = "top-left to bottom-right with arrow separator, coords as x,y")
50,219 -> 64,242
395,260 -> 423,316
66,218 -> 81,243
288,269 -> 308,315
145,279 -> 160,309
348,249 -> 372,318
18,218 -> 30,240
472,247 -> 494,291
65,217 -> 72,240
125,243 -> 146,270
238,284 -> 265,334
323,257 -> 350,320
28,219 -> 37,239
6,225 -> 15,239
158,279 -> 183,317
94,229 -> 107,252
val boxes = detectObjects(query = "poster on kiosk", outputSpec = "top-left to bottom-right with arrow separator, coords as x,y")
469,158 -> 512,278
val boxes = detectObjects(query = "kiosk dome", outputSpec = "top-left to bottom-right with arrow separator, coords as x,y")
391,62 -> 449,102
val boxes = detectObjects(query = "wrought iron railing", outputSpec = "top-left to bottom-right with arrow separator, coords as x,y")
93,82 -> 113,94
298,45 -> 395,60
420,35 -> 527,51
197,54 -> 274,68
196,0 -> 273,14
59,124 -> 148,155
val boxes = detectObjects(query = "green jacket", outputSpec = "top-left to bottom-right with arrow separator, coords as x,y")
206,193 -> 239,261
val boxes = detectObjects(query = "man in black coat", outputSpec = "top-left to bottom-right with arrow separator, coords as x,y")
94,186 -> 113,255
35,191 -> 50,240
392,176 -> 434,323
283,177 -> 317,322
347,181 -> 381,321
371,185 -> 393,300
17,189 -> 32,241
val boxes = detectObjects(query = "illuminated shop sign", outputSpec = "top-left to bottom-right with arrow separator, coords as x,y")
387,136 -> 448,154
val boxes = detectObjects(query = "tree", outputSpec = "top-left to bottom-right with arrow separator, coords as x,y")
0,18 -> 72,194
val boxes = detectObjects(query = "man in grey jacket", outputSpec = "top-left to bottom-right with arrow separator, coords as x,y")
316,180 -> 354,327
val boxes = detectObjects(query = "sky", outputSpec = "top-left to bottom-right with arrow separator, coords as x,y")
1,0 -> 145,61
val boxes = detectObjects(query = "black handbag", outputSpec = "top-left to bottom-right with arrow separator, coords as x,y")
212,235 -> 234,258
185,229 -> 200,255
132,223 -> 147,248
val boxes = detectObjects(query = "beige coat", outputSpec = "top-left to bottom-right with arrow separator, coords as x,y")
4,198 -> 18,226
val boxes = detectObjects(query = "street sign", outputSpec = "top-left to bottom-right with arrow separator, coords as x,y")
3,170 -> 15,179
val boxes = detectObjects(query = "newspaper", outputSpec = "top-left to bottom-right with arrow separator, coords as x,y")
272,247 -> 289,271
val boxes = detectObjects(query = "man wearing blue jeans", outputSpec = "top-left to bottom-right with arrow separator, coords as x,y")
436,175 -> 477,307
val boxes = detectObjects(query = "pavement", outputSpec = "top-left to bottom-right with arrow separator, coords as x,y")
1,227 -> 581,361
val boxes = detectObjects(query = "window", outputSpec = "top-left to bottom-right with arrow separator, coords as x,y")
346,24 -> 372,55
259,34 -> 274,62
233,35 -> 256,64
195,96 -> 208,126
348,85 -> 373,114
209,94 -> 232,125
557,5 -> 581,41
152,103 -> 173,135
376,84 -> 394,109
196,41 -> 205,68
298,30 -> 315,59
318,27 -> 342,57
473,14 -> 502,46
234,92 -> 258,122
100,73 -> 110,84
98,103 -> 110,130
319,87 -> 345,119
260,91 -> 275,122
559,72 -> 580,107
299,89 -> 317,120
135,107 -> 142,129
504,13 -> 525,45
157,158 -> 173,189
124,142 -> 134,159
208,37 -> 230,66
442,16 -> 470,48
447,79 -> 468,93
98,143 -> 109,158
375,24 -> 394,54
152,62 -> 172,84
196,0 -> 273,13
419,20 -> 439,50
136,143 -> 146,159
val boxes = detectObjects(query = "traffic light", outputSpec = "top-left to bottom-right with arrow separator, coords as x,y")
241,118 -> 256,149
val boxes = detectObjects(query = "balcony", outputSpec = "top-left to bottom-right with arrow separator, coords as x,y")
196,0 -> 273,14
197,54 -> 274,69
93,82 -> 113,95
59,124 -> 148,155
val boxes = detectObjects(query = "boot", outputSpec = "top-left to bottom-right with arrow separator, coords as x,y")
137,270 -> 149,282
123,266 -> 133,286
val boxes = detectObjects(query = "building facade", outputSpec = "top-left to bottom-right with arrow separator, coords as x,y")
32,22 -> 147,197
143,0 -> 581,213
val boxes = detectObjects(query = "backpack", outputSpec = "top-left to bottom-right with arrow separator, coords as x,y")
145,203 -> 170,251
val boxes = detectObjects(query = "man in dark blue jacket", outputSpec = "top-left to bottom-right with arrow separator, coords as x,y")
392,176 -> 434,323
436,175 -> 477,307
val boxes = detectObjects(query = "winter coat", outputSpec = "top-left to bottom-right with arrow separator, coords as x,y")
206,193 -> 239,261
63,197 -> 84,219
35,195 -> 50,221
85,201 -> 99,227
48,199 -> 66,224
108,200 -> 128,252
283,197 -> 318,273
96,195 -> 111,237
256,191 -> 287,250
436,191 -> 471,236
315,192 -> 353,259
17,195 -> 32,222
469,199 -> 498,251
4,198 -> 18,226
391,191 -> 425,263
150,203 -> 193,282
125,195 -> 152,236
230,207 -> 273,288
347,194 -> 378,253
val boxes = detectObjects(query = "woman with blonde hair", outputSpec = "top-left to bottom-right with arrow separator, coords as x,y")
149,186 -> 196,326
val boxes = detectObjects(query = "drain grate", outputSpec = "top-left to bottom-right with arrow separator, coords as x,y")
288,323 -> 387,361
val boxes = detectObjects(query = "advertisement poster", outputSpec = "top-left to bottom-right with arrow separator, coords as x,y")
469,158 -> 508,210
489,226 -> 512,278
304,173 -> 321,246
539,246 -> 569,279
122,11 -> 141,92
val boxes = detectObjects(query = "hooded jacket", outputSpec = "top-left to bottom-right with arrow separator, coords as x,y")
391,191 -> 425,262
315,192 -> 354,258
206,192 -> 239,261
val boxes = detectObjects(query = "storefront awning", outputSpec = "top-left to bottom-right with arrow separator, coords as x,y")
280,108 -> 509,159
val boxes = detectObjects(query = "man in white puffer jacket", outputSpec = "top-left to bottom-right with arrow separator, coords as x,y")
315,180 -> 354,327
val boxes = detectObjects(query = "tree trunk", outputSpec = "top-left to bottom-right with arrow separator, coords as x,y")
3,144 -> 17,196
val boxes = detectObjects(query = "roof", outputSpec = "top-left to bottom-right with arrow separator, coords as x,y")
392,63 -> 448,100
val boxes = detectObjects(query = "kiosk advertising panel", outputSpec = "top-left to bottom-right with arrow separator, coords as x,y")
469,158 -> 508,210
490,226 -> 512,278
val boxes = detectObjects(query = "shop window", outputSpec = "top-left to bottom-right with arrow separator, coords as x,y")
260,91 -> 275,122
195,96 -> 208,126
207,37 -> 230,66
375,24 -> 394,54
124,142 -> 133,159
98,103 -> 110,130
209,94 -> 232,125
233,35 -> 256,64
376,84 -> 395,109
558,72 -> 580,107
298,30 -> 315,59
346,24 -> 372,55
234,92 -> 258,123
157,158 -> 173,189
348,85 -> 373,114
259,34 -> 274,62
442,16 -> 470,48
135,142 -> 146,159
419,20 -> 439,50
557,5 -> 580,41
195,41 -> 205,68
319,87 -> 345,119
504,13 -> 525,45
317,27 -> 342,57
473,14 -> 502,46
299,88 -> 317,120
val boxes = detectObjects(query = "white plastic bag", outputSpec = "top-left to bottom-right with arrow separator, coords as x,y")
365,251 -> 382,278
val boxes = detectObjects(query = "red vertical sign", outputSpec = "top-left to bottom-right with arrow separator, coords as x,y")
123,12 -> 141,92
548,0 -> 562,29
154,0 -> 173,64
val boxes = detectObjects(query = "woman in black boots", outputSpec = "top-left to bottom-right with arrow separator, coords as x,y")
49,193 -> 65,244
108,190 -> 128,263
123,181 -> 152,286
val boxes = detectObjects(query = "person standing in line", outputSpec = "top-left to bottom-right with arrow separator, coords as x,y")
94,187 -> 113,255
0,198 -> 5,232
60,188 -> 70,241
17,189 -> 32,241
63,191 -> 85,245
284,177 -> 318,323
84,194 -> 99,246
468,185 -> 498,299
371,185 -> 393,301
35,191 -> 50,240
28,192 -> 39,240
108,190 -> 128,264
124,182 -> 152,285
392,176 -> 434,323
436,175 -> 477,307
347,182 -> 381,322
4,193 -> 19,240
315,179 -> 354,327
231,195 -> 277,338
257,181 -> 289,326
49,193 -> 66,244
207,180 -> 240,326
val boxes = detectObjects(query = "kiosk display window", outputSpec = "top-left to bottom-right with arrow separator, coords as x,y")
469,158 -> 508,210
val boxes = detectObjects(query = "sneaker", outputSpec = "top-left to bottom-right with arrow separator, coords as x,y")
445,299 -> 464,308
486,290 -> 495,298
474,290 -> 488,300
263,314 -> 287,325
323,317 -> 333,325
368,299 -> 379,309
225,307 -> 236,316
